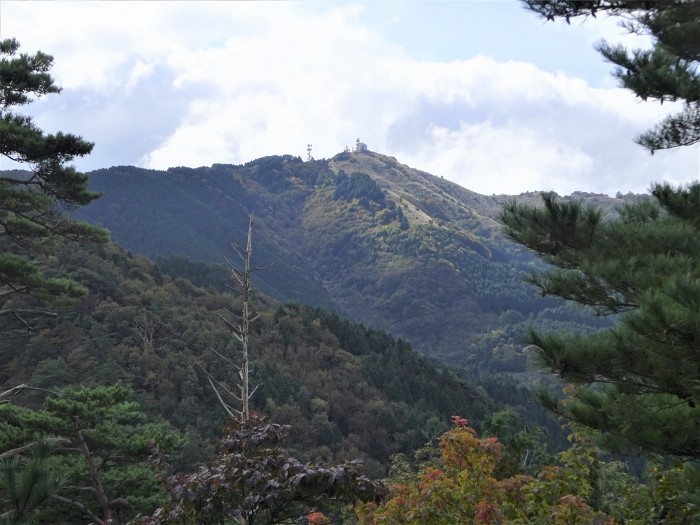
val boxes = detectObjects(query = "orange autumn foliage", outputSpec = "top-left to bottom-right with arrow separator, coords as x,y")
356,417 -> 612,525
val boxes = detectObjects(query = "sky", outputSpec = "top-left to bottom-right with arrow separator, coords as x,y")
2,1 -> 698,196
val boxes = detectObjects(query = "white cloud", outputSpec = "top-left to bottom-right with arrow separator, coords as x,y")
125,60 -> 155,95
4,1 -> 697,196
401,121 -> 595,195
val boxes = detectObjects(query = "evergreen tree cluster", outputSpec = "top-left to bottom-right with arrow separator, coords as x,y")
333,171 -> 386,207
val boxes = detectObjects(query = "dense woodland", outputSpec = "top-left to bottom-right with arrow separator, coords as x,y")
2,0 -> 700,523
71,153 -> 624,373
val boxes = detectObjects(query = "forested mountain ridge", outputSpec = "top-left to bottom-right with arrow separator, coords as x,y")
66,151 -> 643,370
0,238 -> 512,479
5,3 -> 699,517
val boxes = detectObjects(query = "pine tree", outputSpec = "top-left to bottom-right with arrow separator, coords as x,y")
0,436 -> 65,525
0,384 -> 184,524
523,0 -> 700,152
0,38 -> 108,329
500,186 -> 700,460
507,0 -> 700,465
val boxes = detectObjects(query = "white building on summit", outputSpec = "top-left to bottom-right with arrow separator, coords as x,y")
354,138 -> 368,152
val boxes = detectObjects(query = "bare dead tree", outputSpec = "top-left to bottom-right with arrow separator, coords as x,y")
129,313 -> 159,352
207,214 -> 275,422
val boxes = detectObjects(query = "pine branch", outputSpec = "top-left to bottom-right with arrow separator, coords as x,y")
0,443 -> 34,459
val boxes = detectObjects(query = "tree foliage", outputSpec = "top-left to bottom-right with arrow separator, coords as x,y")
358,417 -> 700,525
0,239 -> 496,479
500,187 -> 700,461
357,417 -> 612,525
0,384 -> 183,524
523,0 -> 700,153
0,435 -> 65,525
0,38 -> 108,327
333,171 -> 385,207
504,3 -> 700,514
137,416 -> 387,525
66,156 -> 628,369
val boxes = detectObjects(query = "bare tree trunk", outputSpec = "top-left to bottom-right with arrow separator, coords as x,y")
72,416 -> 112,524
209,215 -> 273,422
238,215 -> 253,422
0,384 -> 60,404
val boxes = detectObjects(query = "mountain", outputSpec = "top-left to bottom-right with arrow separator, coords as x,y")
0,238 -> 520,477
71,151 -> 644,370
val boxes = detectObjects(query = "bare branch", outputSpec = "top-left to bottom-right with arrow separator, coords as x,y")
0,307 -> 57,318
0,286 -> 30,298
225,284 -> 243,296
229,241 -> 248,261
63,485 -> 98,494
218,313 -> 242,336
0,383 -> 62,403
0,443 -> 34,459
231,272 -> 246,289
210,375 -> 238,400
221,308 -> 243,323
251,258 -> 280,273
50,494 -> 107,525
248,383 -> 261,399
207,377 -> 238,419
209,348 -> 239,370
12,312 -> 32,331
197,360 -> 241,401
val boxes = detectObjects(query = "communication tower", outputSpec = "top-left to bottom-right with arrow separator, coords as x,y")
306,144 -> 313,162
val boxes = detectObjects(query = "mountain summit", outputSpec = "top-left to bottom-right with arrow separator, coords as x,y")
72,151 -> 633,369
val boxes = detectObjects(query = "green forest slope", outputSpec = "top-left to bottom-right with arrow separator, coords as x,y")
68,152 -> 642,371
1,239 -> 548,477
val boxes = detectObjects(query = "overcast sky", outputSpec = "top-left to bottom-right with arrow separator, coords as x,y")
3,1 -> 698,196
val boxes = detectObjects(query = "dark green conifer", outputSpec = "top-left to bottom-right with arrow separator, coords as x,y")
0,38 -> 108,327
500,185 -> 700,460
0,384 -> 184,523
510,0 -> 700,464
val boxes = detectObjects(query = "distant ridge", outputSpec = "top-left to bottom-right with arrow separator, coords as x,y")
68,151 -> 645,371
